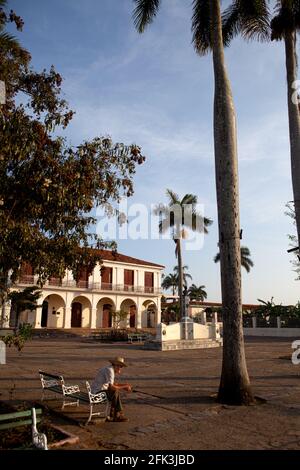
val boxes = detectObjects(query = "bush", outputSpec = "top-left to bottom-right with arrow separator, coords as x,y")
2,323 -> 33,351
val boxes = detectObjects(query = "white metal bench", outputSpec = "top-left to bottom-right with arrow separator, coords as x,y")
78,381 -> 109,424
39,370 -> 80,408
39,372 -> 109,424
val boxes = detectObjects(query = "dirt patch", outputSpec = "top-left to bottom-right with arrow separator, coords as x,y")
0,401 -> 79,450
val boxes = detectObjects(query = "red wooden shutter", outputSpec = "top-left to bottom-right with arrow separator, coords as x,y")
124,270 -> 134,290
77,267 -> 89,288
101,267 -> 113,289
145,272 -> 154,293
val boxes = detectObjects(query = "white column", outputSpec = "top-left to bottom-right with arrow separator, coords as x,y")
64,306 -> 72,328
252,316 -> 257,328
135,270 -> 138,289
156,297 -> 161,324
1,301 -> 11,328
34,307 -> 42,329
116,296 -> 122,311
277,316 -> 281,328
90,308 -> 97,329
201,311 -> 207,325
136,302 -> 142,329
156,272 -> 160,289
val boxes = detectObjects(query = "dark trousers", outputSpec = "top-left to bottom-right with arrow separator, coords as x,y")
105,388 -> 123,416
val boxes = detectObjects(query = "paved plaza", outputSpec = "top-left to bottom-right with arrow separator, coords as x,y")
0,335 -> 300,450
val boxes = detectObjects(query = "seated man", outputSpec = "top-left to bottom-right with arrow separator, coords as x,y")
91,356 -> 132,422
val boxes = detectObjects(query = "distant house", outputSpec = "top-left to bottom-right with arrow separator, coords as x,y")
5,250 -> 164,330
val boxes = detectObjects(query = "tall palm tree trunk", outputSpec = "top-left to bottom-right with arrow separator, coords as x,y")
176,238 -> 184,319
210,0 -> 254,405
285,30 -> 300,248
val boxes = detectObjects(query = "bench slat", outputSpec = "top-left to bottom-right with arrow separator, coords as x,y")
69,392 -> 89,402
0,417 -> 41,431
44,385 -> 63,393
39,370 -> 62,380
0,409 -> 42,422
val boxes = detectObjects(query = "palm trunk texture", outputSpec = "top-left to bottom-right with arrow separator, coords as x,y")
176,238 -> 184,319
285,31 -> 300,248
210,0 -> 254,405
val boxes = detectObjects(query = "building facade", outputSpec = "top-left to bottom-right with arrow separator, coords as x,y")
4,250 -> 164,330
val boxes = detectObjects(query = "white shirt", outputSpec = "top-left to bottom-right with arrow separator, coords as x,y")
91,365 -> 115,394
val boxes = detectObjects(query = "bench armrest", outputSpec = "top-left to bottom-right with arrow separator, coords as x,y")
63,384 -> 80,395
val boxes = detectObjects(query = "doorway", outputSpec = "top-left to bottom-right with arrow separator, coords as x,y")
71,302 -> 82,327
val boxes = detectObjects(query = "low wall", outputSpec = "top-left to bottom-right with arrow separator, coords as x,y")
157,322 -> 181,341
193,322 -> 211,339
244,327 -> 300,337
157,321 -> 220,341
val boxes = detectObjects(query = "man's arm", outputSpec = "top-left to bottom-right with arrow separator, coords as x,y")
109,383 -> 132,392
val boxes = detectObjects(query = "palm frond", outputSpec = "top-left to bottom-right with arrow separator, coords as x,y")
223,0 -> 270,44
181,193 -> 198,205
214,245 -> 253,272
180,209 -> 212,234
222,1 -> 241,46
152,203 -> 169,217
133,0 -> 161,33
191,0 -> 212,56
159,217 -> 174,234
214,252 -> 220,263
0,32 -> 23,52
271,1 -> 300,41
166,188 -> 179,205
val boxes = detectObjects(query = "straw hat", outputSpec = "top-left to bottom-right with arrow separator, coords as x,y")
109,356 -> 127,368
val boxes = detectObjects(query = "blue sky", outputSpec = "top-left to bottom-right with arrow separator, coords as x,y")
9,0 -> 300,304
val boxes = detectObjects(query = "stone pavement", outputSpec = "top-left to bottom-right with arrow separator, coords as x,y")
0,335 -> 300,450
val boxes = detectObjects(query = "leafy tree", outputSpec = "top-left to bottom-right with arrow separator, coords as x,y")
111,309 -> 128,330
132,0 -> 268,405
0,2 -> 145,323
153,189 -> 212,319
214,246 -> 254,273
8,286 -> 41,328
188,283 -> 207,301
3,322 -> 34,352
0,0 -> 27,61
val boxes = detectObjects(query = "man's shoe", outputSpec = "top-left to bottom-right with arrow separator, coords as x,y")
113,415 -> 129,422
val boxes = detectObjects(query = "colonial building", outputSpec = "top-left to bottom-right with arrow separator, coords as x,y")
5,250 -> 164,330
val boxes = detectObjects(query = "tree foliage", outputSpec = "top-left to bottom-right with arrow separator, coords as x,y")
214,246 -> 254,273
8,286 -> 42,328
188,283 -> 207,301
0,1 -> 145,305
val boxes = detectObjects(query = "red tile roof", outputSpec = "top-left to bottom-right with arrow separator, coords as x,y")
94,249 -> 164,268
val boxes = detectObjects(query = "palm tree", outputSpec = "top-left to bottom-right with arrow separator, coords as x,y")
214,246 -> 254,273
188,283 -> 207,301
223,0 -> 300,249
271,1 -> 300,249
132,0 -> 267,404
173,265 -> 193,289
161,272 -> 178,296
153,189 -> 212,319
